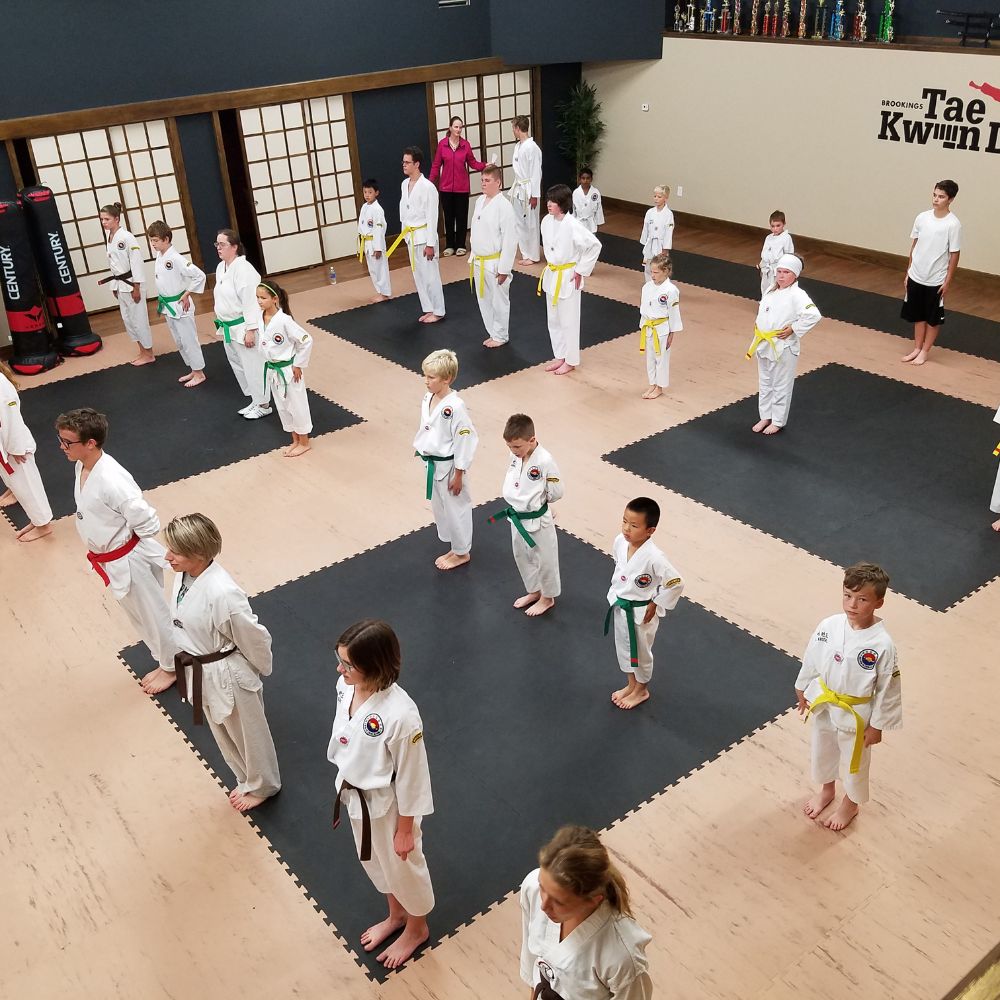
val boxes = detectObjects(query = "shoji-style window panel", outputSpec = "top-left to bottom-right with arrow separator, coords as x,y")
480,70 -> 533,193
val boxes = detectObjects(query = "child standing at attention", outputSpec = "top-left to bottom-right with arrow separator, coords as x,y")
358,179 -> 391,302
572,167 -> 605,234
638,251 -> 683,400
747,253 -> 822,435
758,210 -> 795,298
605,497 -> 684,710
796,562 -> 902,831
489,413 -> 564,618
640,184 -> 674,280
901,179 -> 961,366
413,350 -> 478,571
257,280 -> 313,458
100,202 -> 154,366
146,220 -> 207,387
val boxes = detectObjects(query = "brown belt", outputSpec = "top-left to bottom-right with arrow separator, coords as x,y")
173,648 -> 235,725
533,983 -> 566,1000
333,779 -> 372,861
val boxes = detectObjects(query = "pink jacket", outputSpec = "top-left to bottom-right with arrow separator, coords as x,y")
429,135 -> 487,194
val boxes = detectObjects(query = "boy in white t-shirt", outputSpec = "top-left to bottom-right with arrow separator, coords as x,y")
901,179 -> 961,366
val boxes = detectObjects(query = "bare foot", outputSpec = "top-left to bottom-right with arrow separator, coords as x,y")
483,338 -> 506,348
436,551 -> 470,571
552,363 -> 575,376
803,786 -> 836,819
422,314 -> 444,324
762,424 -> 783,435
130,355 -> 156,367
17,524 -> 53,542
544,359 -> 564,372
178,372 -> 195,382
141,667 -> 177,694
611,685 -> 631,707
513,592 -> 540,609
0,490 -> 16,507
993,518 -> 1000,532
911,351 -> 928,366
372,294 -> 391,303
617,688 -> 650,710
644,387 -> 663,400
228,788 -> 242,803
361,916 -> 406,953
519,258 -> 538,265
525,596 -> 554,617
752,419 -> 771,433
378,923 -> 430,969
901,348 -> 920,362
184,373 -> 206,388
285,444 -> 311,457
822,797 -> 859,831
640,387 -> 655,399
231,792 -> 267,812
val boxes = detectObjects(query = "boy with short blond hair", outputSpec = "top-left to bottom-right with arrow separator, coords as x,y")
490,413 -> 564,617
413,350 -> 478,570
795,562 -> 902,831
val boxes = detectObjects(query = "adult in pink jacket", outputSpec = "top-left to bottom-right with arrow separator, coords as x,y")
429,116 -> 487,257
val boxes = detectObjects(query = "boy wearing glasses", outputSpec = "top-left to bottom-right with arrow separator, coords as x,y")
55,408 -> 177,695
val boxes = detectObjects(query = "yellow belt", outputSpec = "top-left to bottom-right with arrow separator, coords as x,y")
806,678 -> 872,774
639,317 -> 668,356
357,233 -> 374,261
469,252 -> 502,298
386,224 -> 428,271
745,325 -> 782,359
537,261 -> 577,308
993,440 -> 1000,457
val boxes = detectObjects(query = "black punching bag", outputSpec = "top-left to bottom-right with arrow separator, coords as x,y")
0,199 -> 59,375
20,186 -> 102,357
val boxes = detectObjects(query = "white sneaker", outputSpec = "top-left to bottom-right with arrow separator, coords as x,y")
243,404 -> 273,420
237,403 -> 255,415
442,248 -> 455,257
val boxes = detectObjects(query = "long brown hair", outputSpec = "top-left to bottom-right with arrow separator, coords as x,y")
538,826 -> 633,917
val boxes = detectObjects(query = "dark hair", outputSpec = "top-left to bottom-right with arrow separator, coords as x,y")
99,201 -> 123,219
626,496 -> 660,529
769,210 -> 786,224
482,163 -> 502,182
146,219 -> 172,241
362,178 -> 380,193
935,178 -> 959,199
216,228 -> 245,255
649,251 -> 672,276
843,562 -> 890,599
578,167 -> 593,179
546,184 -> 573,215
511,115 -> 530,133
258,278 -> 292,318
449,115 -> 464,128
336,619 -> 401,691
538,826 -> 633,917
55,407 -> 108,448
503,413 -> 535,441
403,146 -> 424,167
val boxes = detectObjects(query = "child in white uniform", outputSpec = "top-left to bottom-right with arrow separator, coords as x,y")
358,178 -> 391,301
212,228 -> 271,420
572,167 -> 605,234
758,210 -> 795,298
413,349 -> 478,571
491,413 -> 564,618
796,562 -> 902,831
639,185 -> 674,281
991,405 -> 1000,533
606,497 -> 684,711
539,184 -> 602,376
638,252 -> 683,400
747,253 -> 822,435
509,115 -> 542,263
257,280 -> 314,458
328,619 -> 434,970
99,202 -> 154,366
469,163 -> 518,348
55,408 -> 177,695
146,220 -> 207,387
393,147 -> 445,323
0,360 -> 53,542
521,825 -> 653,1000
164,513 -> 280,812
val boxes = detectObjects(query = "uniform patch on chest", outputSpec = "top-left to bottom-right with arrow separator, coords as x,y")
658,293 -> 669,306
165,261 -> 173,270
527,466 -> 541,481
858,648 -> 878,670
272,333 -> 284,345
442,406 -> 453,419
363,713 -> 384,736
635,573 -> 653,588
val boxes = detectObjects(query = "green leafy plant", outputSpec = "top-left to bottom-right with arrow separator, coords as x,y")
555,80 -> 607,176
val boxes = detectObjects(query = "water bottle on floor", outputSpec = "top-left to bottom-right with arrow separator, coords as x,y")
328,265 -> 337,285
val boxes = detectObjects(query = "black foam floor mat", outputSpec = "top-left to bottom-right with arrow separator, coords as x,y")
308,276 -> 639,385
605,363 -> 1000,610
121,506 -> 798,977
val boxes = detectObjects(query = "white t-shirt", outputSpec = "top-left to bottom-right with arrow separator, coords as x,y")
907,210 -> 961,287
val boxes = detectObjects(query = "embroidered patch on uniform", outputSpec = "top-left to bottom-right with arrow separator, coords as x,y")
664,577 -> 681,587
858,648 -> 879,670
339,736 -> 349,745
546,477 -> 560,482
363,713 -> 384,737
892,670 -> 901,678
117,241 -> 126,250
620,575 -> 627,582
337,689 -> 344,703
458,428 -> 471,435
817,631 -> 828,643
301,334 -> 309,341
527,466 -> 541,481
273,333 -> 284,345
834,652 -> 843,663
367,219 -> 374,227
76,511 -> 83,519
173,619 -> 184,628
591,193 -> 598,201
165,261 -> 173,269
442,407 -> 453,419
6,400 -> 16,406
635,573 -> 653,588
658,294 -> 669,305
411,731 -> 423,745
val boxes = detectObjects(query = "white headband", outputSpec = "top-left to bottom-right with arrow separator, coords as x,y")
776,253 -> 802,277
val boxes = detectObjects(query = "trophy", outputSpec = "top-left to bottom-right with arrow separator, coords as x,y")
699,3 -> 707,30
686,1 -> 697,30
734,0 -> 743,32
851,0 -> 867,39
812,0 -> 827,37
781,0 -> 792,34
703,0 -> 717,31
750,0 -> 761,33
674,2 -> 684,29
830,0 -> 845,36
762,0 -> 772,34
798,0 -> 808,34
721,0 -> 732,31
877,0 -> 893,40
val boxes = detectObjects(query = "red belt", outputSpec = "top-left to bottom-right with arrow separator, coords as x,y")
87,532 -> 141,586
1,454 -> 13,475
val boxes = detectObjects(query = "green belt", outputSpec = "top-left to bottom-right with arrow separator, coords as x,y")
157,291 -> 185,317
604,598 -> 652,667
416,451 -> 454,500
264,358 -> 294,394
214,314 -> 245,344
487,502 -> 549,548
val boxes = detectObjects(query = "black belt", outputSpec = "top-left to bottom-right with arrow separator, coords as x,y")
333,779 -> 372,860
98,270 -> 133,286
174,647 -> 235,725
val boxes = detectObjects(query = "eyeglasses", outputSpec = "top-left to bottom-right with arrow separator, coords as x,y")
213,241 -> 232,249
57,435 -> 81,448
336,653 -> 356,673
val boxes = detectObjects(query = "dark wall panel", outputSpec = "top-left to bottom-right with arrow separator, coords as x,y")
175,115 -> 232,270
538,64 -> 582,195
353,86 -> 434,235
0,153 -> 17,203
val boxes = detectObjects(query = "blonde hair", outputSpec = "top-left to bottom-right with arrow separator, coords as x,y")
0,360 -> 19,390
538,826 -> 634,917
649,251 -> 672,276
422,349 -> 458,381
163,513 -> 223,562
653,185 -> 670,198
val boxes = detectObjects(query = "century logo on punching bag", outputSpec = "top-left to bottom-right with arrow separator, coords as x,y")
1,243 -> 20,299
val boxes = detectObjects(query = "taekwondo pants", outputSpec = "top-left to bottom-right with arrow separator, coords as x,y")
757,349 -> 798,426
365,252 -> 392,297
613,607 -> 658,684
206,685 -> 281,799
224,339 -> 271,408
165,313 -> 206,371
118,555 -> 177,671
991,462 -> 1000,515
431,466 -> 473,554
645,343 -> 671,387
0,455 -> 52,526
271,375 -> 313,435
546,291 -> 582,367
760,267 -> 777,298
511,518 -> 560,598
513,201 -> 540,262
810,707 -> 871,804
411,245 -> 446,317
474,264 -> 511,343
119,291 -> 152,349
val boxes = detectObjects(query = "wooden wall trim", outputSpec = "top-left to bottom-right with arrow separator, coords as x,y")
657,30 -> 1000,54
0,57 -> 508,141
211,111 -> 238,233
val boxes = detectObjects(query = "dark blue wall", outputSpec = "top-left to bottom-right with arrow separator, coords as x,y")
539,64 -> 583,195
175,115 -> 231,270
0,155 -> 17,203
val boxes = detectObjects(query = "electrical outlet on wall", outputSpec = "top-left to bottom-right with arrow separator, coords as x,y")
677,186 -> 683,197
641,103 -> 649,112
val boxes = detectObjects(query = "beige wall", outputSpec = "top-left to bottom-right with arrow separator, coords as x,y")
586,39 -> 999,274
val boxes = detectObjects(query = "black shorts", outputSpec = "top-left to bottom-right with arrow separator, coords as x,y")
901,278 -> 945,326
